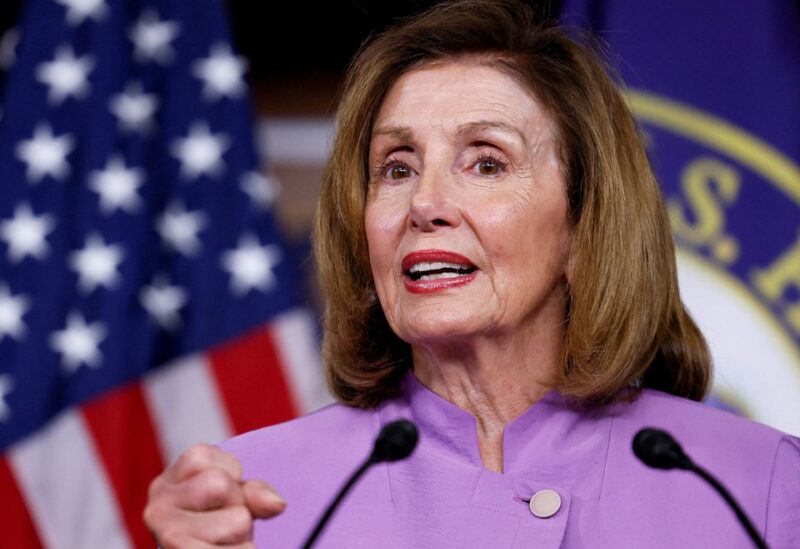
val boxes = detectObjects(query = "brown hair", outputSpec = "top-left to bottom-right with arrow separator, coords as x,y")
314,0 -> 711,407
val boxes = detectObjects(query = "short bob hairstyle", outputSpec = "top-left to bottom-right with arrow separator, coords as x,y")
314,0 -> 711,408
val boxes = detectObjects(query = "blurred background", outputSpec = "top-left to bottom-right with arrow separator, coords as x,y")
0,0 -> 798,547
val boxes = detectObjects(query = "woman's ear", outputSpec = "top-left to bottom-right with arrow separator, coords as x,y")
367,287 -> 379,305
565,251 -> 574,286
563,223 -> 575,286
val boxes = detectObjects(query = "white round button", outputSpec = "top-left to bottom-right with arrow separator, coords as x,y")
529,489 -> 561,518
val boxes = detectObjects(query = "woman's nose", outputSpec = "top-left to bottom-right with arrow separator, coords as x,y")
408,171 -> 461,231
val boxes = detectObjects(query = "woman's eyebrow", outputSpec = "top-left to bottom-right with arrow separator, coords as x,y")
457,120 -> 527,145
371,126 -> 414,141
371,121 -> 529,147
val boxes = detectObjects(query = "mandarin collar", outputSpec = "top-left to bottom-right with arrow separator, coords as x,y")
396,371 -> 573,473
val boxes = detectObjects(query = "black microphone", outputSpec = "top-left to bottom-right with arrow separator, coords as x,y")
632,428 -> 768,549
301,419 -> 419,549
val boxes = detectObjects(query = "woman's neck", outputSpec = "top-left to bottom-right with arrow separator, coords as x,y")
411,333 -> 560,473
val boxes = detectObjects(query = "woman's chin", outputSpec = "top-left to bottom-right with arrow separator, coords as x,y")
396,317 -> 487,347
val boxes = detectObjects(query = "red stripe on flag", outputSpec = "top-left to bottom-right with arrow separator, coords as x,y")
208,326 -> 298,434
82,383 -> 165,549
0,457 -> 44,549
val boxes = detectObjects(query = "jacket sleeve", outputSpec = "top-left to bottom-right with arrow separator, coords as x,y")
765,434 -> 800,548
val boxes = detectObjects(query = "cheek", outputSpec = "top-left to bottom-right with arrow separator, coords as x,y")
364,201 -> 403,279
473,189 -> 538,257
365,189 -> 410,237
479,193 -> 571,283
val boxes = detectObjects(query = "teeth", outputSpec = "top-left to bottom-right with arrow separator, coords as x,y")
418,272 -> 464,280
409,261 -> 469,273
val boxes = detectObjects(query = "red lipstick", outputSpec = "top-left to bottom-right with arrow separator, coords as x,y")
401,249 -> 478,294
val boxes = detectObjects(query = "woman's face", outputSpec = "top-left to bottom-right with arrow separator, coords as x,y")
365,60 -> 572,347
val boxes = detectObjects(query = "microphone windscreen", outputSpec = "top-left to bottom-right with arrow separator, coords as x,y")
632,427 -> 691,470
370,419 -> 419,463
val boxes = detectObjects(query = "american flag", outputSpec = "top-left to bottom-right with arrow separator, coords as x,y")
0,0 -> 329,547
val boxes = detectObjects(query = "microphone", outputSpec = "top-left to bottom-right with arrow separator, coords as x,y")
301,419 -> 419,549
632,427 -> 693,470
632,428 -> 768,549
370,417 -> 419,462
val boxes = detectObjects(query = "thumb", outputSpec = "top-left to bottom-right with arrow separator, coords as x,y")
243,479 -> 287,519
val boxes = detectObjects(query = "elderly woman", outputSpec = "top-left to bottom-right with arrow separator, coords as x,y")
144,1 -> 800,547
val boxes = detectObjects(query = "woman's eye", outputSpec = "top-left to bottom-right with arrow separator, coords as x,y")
388,163 -> 412,180
371,159 -> 414,182
475,156 -> 505,176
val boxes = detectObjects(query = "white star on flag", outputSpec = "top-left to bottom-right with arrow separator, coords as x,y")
140,276 -> 187,331
192,42 -> 248,101
15,124 -> 75,183
0,27 -> 19,70
54,0 -> 108,26
170,122 -> 230,179
109,82 -> 159,134
156,202 -> 208,257
35,45 -> 95,104
0,375 -> 13,421
88,155 -> 144,215
129,10 -> 181,64
0,285 -> 30,342
49,312 -> 107,373
69,233 -> 125,293
221,234 -> 281,295
241,171 -> 278,210
0,203 -> 56,263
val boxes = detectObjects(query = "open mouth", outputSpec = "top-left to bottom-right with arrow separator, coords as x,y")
405,261 -> 477,281
400,251 -> 479,293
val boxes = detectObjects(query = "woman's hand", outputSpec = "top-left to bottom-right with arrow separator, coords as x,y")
144,444 -> 286,548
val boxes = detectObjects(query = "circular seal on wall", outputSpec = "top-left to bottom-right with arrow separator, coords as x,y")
628,90 -> 800,435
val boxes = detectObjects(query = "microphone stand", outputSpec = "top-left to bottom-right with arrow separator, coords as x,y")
633,427 -> 768,549
301,456 -> 375,549
687,462 -> 767,549
300,419 -> 418,549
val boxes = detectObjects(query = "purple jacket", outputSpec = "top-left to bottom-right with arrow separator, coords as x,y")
222,373 -> 800,548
